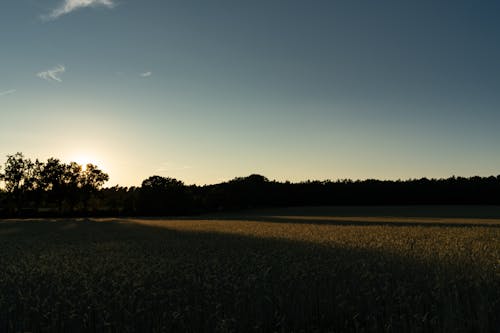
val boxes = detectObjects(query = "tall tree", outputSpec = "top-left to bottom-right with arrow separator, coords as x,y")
0,153 -> 35,213
80,164 -> 109,212
65,162 -> 83,212
140,176 -> 188,214
40,158 -> 68,212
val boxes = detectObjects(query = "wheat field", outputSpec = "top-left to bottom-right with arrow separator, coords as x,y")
0,206 -> 499,332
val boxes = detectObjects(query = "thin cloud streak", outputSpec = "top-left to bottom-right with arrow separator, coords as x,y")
0,89 -> 16,96
37,65 -> 66,82
42,0 -> 115,21
140,71 -> 152,77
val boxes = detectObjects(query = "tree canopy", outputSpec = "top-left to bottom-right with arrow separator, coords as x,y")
1,152 -> 500,217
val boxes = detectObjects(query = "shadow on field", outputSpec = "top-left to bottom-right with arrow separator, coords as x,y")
0,218 -> 498,332
198,205 -> 500,228
210,205 -> 500,218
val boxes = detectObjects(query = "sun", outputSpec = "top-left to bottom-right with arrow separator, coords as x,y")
70,153 -> 100,168
62,149 -> 109,174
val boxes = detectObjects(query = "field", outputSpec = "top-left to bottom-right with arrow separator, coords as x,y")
0,206 -> 499,332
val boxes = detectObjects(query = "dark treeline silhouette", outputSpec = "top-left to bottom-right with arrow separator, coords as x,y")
1,153 -> 500,217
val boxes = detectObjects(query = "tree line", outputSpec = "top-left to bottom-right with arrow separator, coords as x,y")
1,153 -> 500,217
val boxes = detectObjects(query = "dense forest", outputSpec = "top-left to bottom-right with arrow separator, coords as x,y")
1,153 -> 500,217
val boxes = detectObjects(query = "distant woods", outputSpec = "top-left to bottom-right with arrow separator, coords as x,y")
1,152 -> 500,217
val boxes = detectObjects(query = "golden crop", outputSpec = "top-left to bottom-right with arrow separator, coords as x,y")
0,212 -> 499,332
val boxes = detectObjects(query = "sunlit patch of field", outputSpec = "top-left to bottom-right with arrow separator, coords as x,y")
0,207 -> 499,332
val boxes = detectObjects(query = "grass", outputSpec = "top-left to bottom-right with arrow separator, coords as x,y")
0,206 -> 499,332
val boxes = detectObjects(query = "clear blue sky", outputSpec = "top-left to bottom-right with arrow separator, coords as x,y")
1,0 -> 500,186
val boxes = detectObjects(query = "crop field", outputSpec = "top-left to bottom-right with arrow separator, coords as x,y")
0,206 -> 499,332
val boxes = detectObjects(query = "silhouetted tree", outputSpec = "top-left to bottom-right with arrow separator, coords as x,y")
80,164 -> 109,212
39,158 -> 67,212
64,162 -> 83,212
101,186 -> 130,214
27,159 -> 45,212
226,174 -> 270,209
139,176 -> 188,215
0,153 -> 36,213
2,152 -> 500,218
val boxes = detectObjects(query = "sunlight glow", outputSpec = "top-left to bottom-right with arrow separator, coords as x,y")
70,153 -> 102,168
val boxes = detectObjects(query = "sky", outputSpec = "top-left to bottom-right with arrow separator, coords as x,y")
1,0 -> 500,186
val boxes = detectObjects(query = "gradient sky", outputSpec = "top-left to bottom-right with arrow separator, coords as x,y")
1,0 -> 500,186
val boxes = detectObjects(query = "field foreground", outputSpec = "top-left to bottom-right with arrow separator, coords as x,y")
0,206 -> 499,332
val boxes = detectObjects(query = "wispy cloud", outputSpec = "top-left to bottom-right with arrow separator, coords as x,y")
140,71 -> 152,78
42,0 -> 115,21
37,65 -> 66,82
0,89 -> 16,96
